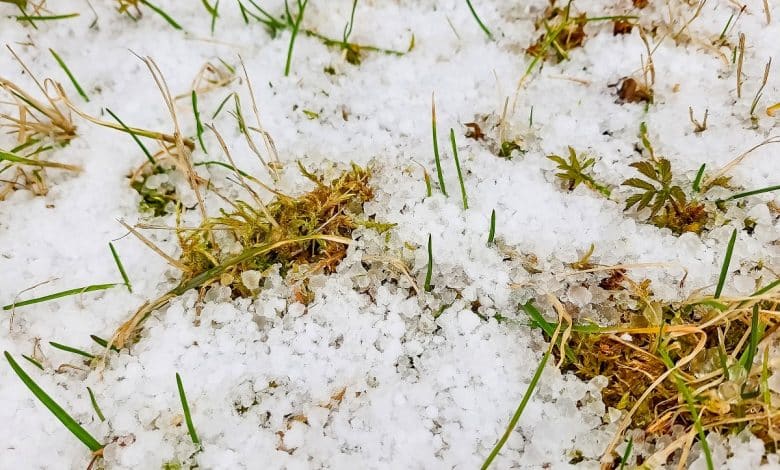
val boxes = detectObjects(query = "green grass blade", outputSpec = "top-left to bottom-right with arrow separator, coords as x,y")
109,242 -> 133,293
714,229 -> 737,299
424,234 -> 433,292
90,335 -> 120,352
202,0 -> 219,34
15,13 -> 79,21
739,304 -> 762,371
49,341 -> 95,359
481,344 -> 551,469
0,149 -> 78,171
723,184 -> 780,201
176,373 -> 201,447
86,387 -> 105,422
139,0 -> 182,30
487,209 -> 496,244
191,91 -> 207,154
659,347 -> 714,470
22,354 -> 44,370
3,283 -> 118,310
692,163 -> 706,192
211,92 -> 234,119
4,351 -> 104,452
450,128 -> 468,209
284,0 -> 309,76
465,0 -> 493,40
342,0 -> 358,44
49,48 -> 89,102
105,108 -> 155,165
618,436 -> 634,470
431,97 -> 447,196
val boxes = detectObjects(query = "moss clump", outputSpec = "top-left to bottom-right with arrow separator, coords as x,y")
129,161 -> 179,217
177,164 -> 372,297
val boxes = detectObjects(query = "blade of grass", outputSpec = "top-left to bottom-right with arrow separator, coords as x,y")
692,163 -> 706,192
22,354 -> 44,370
618,436 -> 634,470
15,13 -> 79,21
739,304 -> 762,371
90,335 -> 120,352
191,91 -> 207,154
49,49 -> 89,102
465,0 -> 493,40
176,373 -> 200,448
342,0 -> 358,45
86,387 -> 105,422
431,96 -> 447,196
450,128 -> 468,209
424,234 -> 433,292
659,346 -> 714,470
4,351 -> 103,452
49,341 -> 94,359
105,108 -> 155,165
284,0 -> 309,76
109,242 -> 133,293
487,209 -> 496,244
481,343 -> 552,469
211,92 -> 234,119
0,149 -> 80,171
721,184 -> 780,201
202,0 -> 219,34
139,0 -> 182,30
714,229 -> 737,299
3,283 -> 118,310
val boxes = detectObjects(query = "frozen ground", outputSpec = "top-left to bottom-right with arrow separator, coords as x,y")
0,0 -> 779,468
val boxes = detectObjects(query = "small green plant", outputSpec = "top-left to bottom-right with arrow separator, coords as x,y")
547,147 -> 610,197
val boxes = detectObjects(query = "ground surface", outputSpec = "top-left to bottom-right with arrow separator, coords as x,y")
1,1 -> 779,469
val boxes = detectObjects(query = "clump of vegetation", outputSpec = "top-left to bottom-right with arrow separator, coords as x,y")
527,2 -> 587,63
0,49 -> 80,198
538,276 -> 780,467
616,28 -> 655,104
238,0 -> 411,71
112,164 -> 374,348
547,147 -> 610,197
129,160 -> 180,216
115,0 -> 182,30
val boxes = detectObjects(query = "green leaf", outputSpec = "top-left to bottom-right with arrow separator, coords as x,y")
622,178 -> 656,190
4,351 -> 104,452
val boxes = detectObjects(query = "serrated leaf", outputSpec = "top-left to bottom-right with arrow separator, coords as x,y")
622,178 -> 656,190
625,193 -> 643,210
630,161 -> 657,181
637,190 -> 655,211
